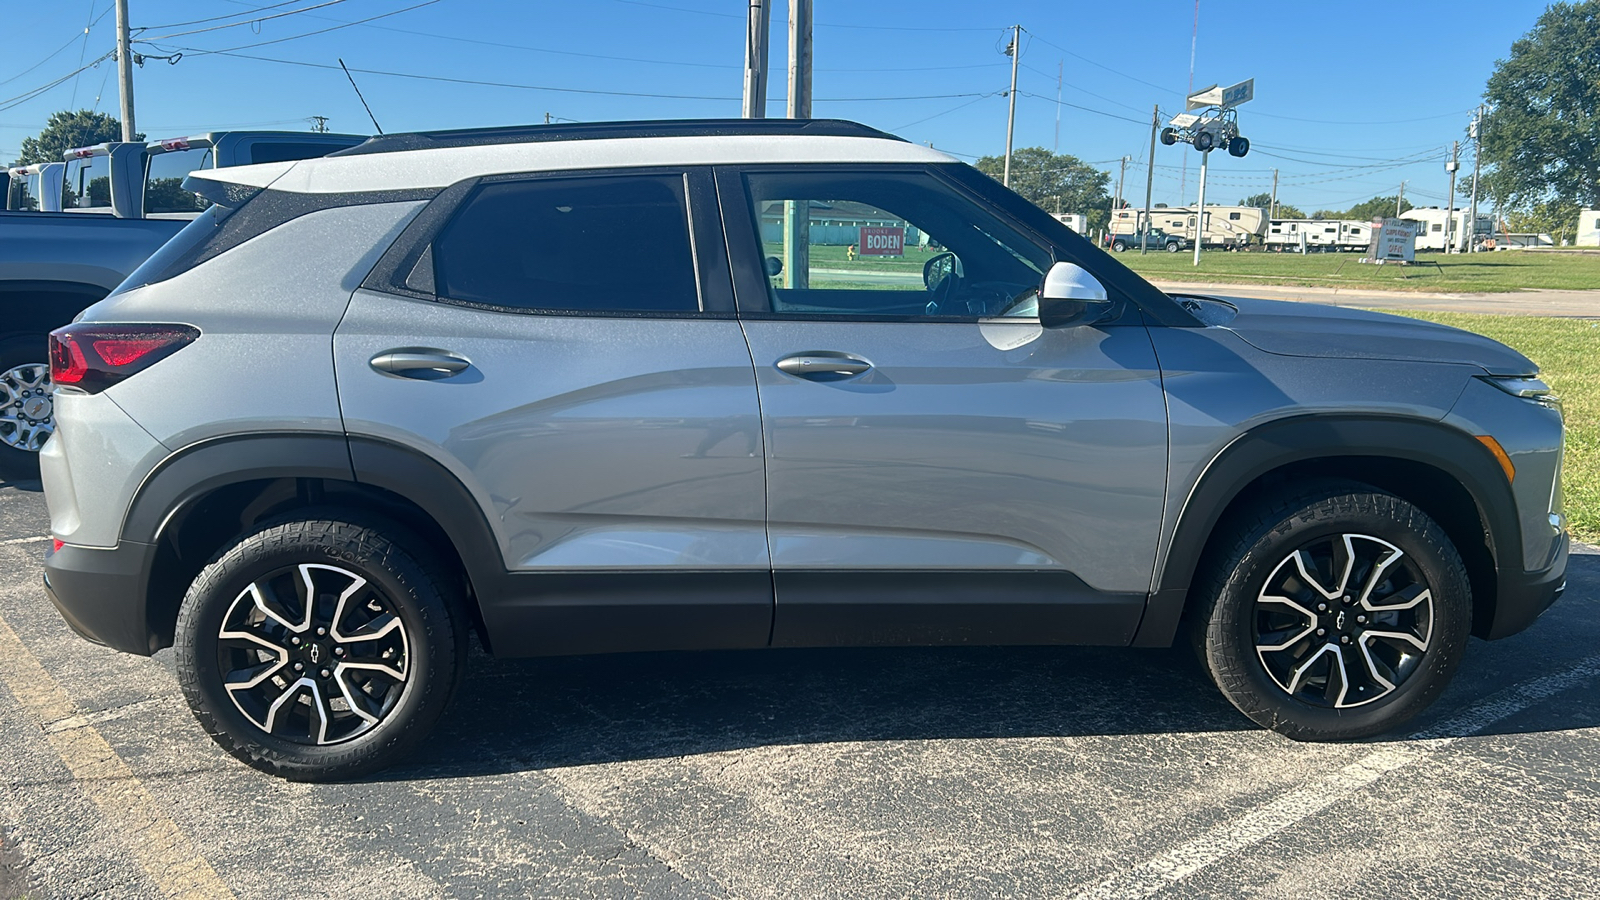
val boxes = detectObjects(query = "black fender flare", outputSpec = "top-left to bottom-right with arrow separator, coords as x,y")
1132,415 -> 1519,647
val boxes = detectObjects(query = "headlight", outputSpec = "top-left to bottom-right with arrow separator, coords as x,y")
1477,374 -> 1561,410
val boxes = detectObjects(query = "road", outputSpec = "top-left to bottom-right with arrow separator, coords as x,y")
1150,280 -> 1600,317
1,476 -> 1597,899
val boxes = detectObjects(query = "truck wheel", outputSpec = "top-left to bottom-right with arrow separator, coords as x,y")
1190,482 -> 1472,741
174,514 -> 469,781
0,335 -> 53,482
1112,240 -> 1129,253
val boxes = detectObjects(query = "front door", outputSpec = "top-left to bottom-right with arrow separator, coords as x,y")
335,169 -> 771,656
719,166 -> 1169,647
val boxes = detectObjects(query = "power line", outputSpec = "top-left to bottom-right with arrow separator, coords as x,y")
1249,106 -> 1478,125
137,0 -> 359,40
0,6 -> 113,90
0,51 -> 116,113
1016,91 -> 1149,127
892,92 -> 998,130
1021,28 -> 1170,95
149,46 -> 994,104
608,0 -> 1005,31
143,0 -> 437,53
137,0 -> 323,31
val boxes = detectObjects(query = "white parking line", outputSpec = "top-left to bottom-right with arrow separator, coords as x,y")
0,535 -> 49,546
1073,653 -> 1600,900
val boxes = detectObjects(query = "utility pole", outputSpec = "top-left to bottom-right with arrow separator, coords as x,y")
1445,141 -> 1460,253
544,112 -> 552,125
1397,180 -> 1406,217
308,116 -> 329,133
741,0 -> 770,118
1192,146 -> 1211,266
114,0 -> 135,141
782,0 -> 812,290
1141,104 -> 1157,254
1269,168 -> 1278,220
1115,156 -> 1129,211
1003,24 -> 1020,186
1468,105 -> 1483,252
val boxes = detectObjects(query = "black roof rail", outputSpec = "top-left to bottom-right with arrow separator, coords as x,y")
326,118 -> 903,158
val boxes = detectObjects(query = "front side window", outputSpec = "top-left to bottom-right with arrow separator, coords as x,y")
431,174 -> 700,314
742,170 -> 1049,319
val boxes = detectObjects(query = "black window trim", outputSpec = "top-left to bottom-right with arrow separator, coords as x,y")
361,165 -> 737,319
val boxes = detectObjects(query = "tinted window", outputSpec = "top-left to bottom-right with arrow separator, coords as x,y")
145,147 -> 215,213
63,154 -> 111,209
250,141 -> 353,164
432,175 -> 699,313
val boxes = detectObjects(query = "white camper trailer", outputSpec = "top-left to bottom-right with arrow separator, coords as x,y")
1576,209 -> 1600,247
1401,207 -> 1492,252
1051,212 -> 1088,233
1110,205 -> 1267,248
1262,219 -> 1372,252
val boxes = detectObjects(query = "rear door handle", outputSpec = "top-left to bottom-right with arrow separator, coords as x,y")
369,348 -> 472,379
775,353 -> 873,380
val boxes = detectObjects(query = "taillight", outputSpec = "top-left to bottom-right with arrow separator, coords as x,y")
49,323 -> 199,393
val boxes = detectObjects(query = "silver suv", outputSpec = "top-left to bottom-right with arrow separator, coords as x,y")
38,120 -> 1568,781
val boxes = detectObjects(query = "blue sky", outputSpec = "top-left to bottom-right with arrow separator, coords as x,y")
1,0 -> 1548,212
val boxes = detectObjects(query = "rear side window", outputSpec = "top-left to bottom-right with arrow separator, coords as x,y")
431,174 -> 700,313
145,146 -> 215,213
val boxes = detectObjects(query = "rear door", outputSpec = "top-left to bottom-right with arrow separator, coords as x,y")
718,165 -> 1169,648
335,168 -> 772,657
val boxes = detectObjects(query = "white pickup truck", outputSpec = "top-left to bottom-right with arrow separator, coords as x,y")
0,130 -> 364,478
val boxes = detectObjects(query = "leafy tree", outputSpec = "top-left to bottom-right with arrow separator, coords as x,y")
1238,192 -> 1305,219
1312,195 -> 1412,221
13,109 -> 140,166
975,147 -> 1112,230
1481,2 -> 1600,208
1505,198 -> 1581,243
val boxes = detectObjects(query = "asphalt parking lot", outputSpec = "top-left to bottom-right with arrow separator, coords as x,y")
1,475 -> 1597,900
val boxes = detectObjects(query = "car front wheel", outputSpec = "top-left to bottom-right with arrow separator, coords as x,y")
174,514 -> 467,780
1192,483 -> 1472,741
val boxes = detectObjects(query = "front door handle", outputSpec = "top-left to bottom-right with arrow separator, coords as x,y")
775,353 -> 873,380
369,348 -> 472,379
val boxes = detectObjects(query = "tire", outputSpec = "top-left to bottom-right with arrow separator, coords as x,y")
1166,241 -> 1183,253
1112,240 -> 1129,253
1160,127 -> 1178,146
174,513 -> 468,781
1193,131 -> 1215,152
0,334 -> 52,482
1190,483 -> 1472,741
1228,136 -> 1250,158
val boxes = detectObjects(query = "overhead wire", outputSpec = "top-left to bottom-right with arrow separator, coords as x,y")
143,0 -> 440,54
137,0 -> 324,31
136,0 -> 358,40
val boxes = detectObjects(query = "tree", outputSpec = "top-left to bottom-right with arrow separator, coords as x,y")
1313,195 -> 1411,221
1238,192 -> 1305,220
1481,2 -> 1600,209
975,148 -> 1112,230
13,109 -> 140,167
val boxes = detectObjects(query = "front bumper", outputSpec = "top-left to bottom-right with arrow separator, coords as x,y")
1483,530 -> 1569,641
42,539 -> 159,656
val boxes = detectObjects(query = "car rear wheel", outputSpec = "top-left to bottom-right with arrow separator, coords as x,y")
0,335 -> 52,481
1112,240 -> 1129,252
174,514 -> 467,780
1191,483 -> 1472,740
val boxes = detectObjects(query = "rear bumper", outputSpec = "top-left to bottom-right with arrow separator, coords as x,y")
1484,531 -> 1569,641
41,539 -> 158,656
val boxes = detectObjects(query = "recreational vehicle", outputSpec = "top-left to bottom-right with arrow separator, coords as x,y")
1263,219 -> 1372,252
1401,207 -> 1492,252
1110,205 -> 1267,248
1576,208 -> 1600,247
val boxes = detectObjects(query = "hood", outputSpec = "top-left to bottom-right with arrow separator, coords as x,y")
1186,294 -> 1536,376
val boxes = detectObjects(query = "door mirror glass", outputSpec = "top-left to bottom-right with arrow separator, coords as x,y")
1038,261 -> 1112,328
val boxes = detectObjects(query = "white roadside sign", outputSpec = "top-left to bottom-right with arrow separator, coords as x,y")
1370,218 -> 1417,262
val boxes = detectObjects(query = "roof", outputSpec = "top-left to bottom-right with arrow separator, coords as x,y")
188,119 -> 957,196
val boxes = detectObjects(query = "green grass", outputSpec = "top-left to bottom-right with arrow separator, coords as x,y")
1118,249 -> 1600,293
1385,311 -> 1600,544
805,243 -> 932,273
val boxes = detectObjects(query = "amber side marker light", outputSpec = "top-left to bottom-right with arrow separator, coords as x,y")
1476,435 -> 1515,483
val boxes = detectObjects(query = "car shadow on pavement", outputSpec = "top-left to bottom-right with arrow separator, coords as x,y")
0,477 -> 41,493
382,642 -> 1248,781
379,547 -> 1600,783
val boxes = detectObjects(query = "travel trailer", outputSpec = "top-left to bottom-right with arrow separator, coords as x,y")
1401,207 -> 1493,252
1110,205 -> 1267,248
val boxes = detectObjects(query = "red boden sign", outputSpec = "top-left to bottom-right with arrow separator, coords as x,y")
858,225 -> 905,256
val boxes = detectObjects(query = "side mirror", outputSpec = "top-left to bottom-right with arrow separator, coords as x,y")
1038,261 -> 1113,328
